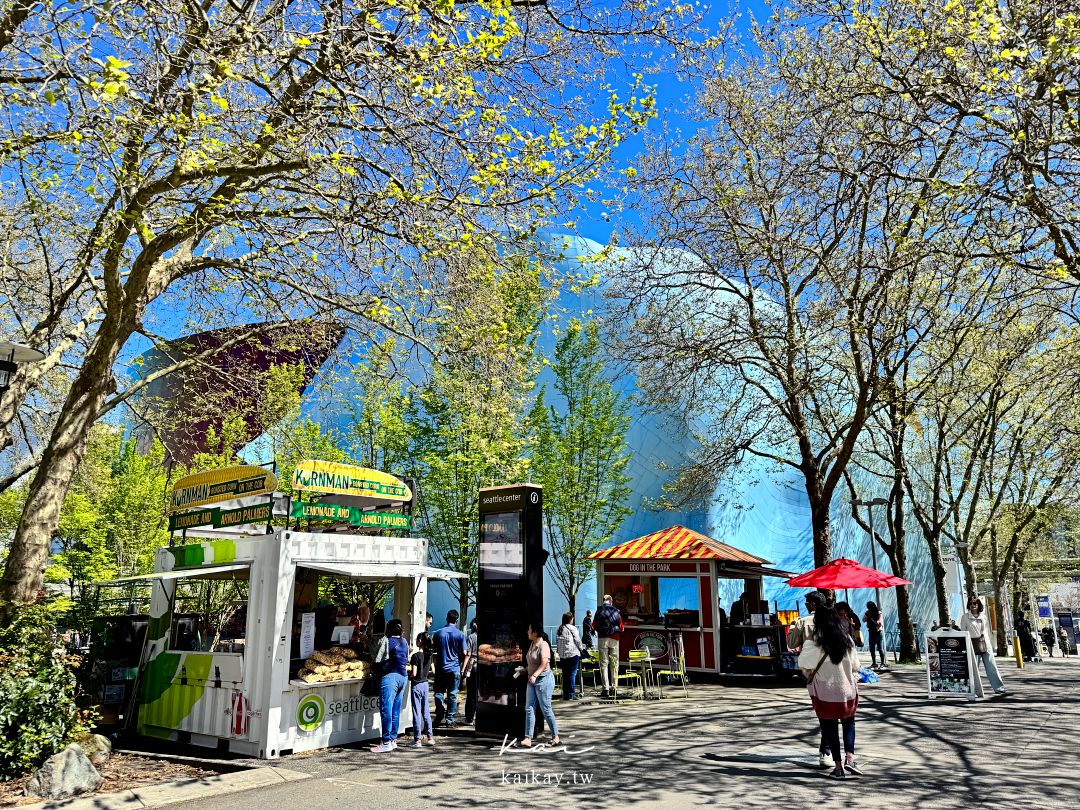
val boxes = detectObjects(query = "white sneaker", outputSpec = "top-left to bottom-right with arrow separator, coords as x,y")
818,752 -> 831,770
369,742 -> 394,753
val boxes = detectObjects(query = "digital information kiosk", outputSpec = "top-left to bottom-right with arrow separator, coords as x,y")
475,484 -> 544,737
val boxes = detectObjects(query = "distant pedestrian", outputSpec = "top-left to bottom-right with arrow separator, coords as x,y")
835,601 -> 864,647
1015,611 -> 1037,661
370,618 -> 409,753
960,597 -> 1005,697
582,610 -> 595,650
1042,625 -> 1057,657
425,612 -> 434,637
432,610 -> 470,728
463,619 -> 479,724
557,612 -> 585,700
594,595 -> 624,699
798,605 -> 861,779
788,591 -> 828,650
408,633 -> 434,747
1059,626 -> 1071,657
519,619 -> 559,748
862,601 -> 887,670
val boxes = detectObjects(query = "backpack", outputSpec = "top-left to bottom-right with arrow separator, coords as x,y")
594,605 -> 617,637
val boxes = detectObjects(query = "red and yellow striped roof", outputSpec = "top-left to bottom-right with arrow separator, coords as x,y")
589,525 -> 771,563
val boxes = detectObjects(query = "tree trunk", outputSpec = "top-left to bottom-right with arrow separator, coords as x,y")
568,590 -> 576,616
458,589 -> 470,634
991,575 -> 1008,657
0,329 -> 122,614
894,583 -> 918,662
958,543 -> 976,603
924,530 -> 950,625
809,498 -> 832,567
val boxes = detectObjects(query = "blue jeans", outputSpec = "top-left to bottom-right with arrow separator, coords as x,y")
560,656 -> 580,699
976,652 -> 1005,694
434,670 -> 461,726
524,671 -> 558,740
818,717 -> 855,762
868,631 -> 885,667
410,681 -> 432,740
379,672 -> 407,743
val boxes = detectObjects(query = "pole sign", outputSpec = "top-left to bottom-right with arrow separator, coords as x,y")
290,460 -> 411,501
1036,595 -> 1052,618
926,629 -> 978,700
168,502 -> 273,532
289,501 -> 411,530
169,466 -> 276,513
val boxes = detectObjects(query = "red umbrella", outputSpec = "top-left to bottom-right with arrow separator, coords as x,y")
786,558 -> 911,590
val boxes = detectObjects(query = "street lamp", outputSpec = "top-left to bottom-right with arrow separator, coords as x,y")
0,340 -> 45,393
853,497 -> 889,606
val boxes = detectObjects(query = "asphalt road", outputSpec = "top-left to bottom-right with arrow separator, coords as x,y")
162,656 -> 1080,809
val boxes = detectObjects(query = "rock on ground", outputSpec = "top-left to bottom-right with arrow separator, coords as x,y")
25,743 -> 103,800
78,733 -> 113,766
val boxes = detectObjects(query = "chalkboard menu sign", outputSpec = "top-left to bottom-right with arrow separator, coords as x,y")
926,630 -> 977,699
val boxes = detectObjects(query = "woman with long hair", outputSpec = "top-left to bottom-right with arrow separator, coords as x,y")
556,612 -> 585,700
520,619 -> 559,748
370,618 -> 409,753
408,632 -> 435,747
862,601 -> 886,670
961,597 -> 1006,696
798,605 -> 861,779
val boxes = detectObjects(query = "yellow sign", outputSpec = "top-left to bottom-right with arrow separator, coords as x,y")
290,460 -> 411,501
170,465 -> 277,513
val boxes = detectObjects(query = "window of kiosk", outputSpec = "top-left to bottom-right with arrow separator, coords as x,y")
658,577 -> 700,627
289,567 -> 395,679
167,571 -> 250,654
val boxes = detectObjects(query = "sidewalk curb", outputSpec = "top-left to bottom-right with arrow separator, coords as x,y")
20,766 -> 311,810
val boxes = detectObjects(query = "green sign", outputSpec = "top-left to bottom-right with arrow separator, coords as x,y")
289,501 -> 411,530
168,503 -> 273,532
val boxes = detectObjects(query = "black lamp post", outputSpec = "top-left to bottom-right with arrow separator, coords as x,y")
853,497 -> 889,606
0,340 -> 46,393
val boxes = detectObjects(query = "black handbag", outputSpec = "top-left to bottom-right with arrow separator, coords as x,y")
361,672 -> 381,697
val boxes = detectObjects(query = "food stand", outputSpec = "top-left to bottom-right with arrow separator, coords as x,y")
589,526 -> 796,676
95,460 -> 465,758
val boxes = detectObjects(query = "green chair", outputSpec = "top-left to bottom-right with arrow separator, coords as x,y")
656,636 -> 689,698
580,648 -> 601,691
616,649 -> 653,699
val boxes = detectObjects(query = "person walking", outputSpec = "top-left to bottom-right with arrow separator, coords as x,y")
1041,625 -> 1057,658
463,619 -> 479,724
370,618 -> 410,753
557,612 -> 585,700
594,595 -> 623,699
408,632 -> 435,748
862,602 -> 887,670
519,620 -> 559,748
432,610 -> 470,728
798,605 -> 861,779
787,591 -> 832,769
1015,610 -> 1037,662
1059,625 -> 1072,657
582,610 -> 595,651
960,597 -> 1006,697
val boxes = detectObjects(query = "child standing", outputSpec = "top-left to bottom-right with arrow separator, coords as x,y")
409,633 -> 434,747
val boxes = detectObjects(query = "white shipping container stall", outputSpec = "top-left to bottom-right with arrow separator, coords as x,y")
124,530 -> 463,758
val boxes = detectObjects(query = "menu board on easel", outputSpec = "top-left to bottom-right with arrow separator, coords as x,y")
926,629 -> 977,700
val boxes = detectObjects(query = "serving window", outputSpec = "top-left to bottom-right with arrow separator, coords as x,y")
166,568 -> 250,654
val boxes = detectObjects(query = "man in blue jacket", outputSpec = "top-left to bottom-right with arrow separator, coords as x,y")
432,609 -> 470,727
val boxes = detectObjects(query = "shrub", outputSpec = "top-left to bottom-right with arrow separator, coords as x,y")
0,600 -> 96,780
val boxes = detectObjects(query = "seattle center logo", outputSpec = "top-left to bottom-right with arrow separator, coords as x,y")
296,694 -> 325,731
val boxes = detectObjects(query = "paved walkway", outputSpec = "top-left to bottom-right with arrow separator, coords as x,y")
154,656 -> 1079,809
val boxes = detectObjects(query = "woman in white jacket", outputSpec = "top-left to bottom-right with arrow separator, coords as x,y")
960,597 -> 1006,697
798,605 -> 862,779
